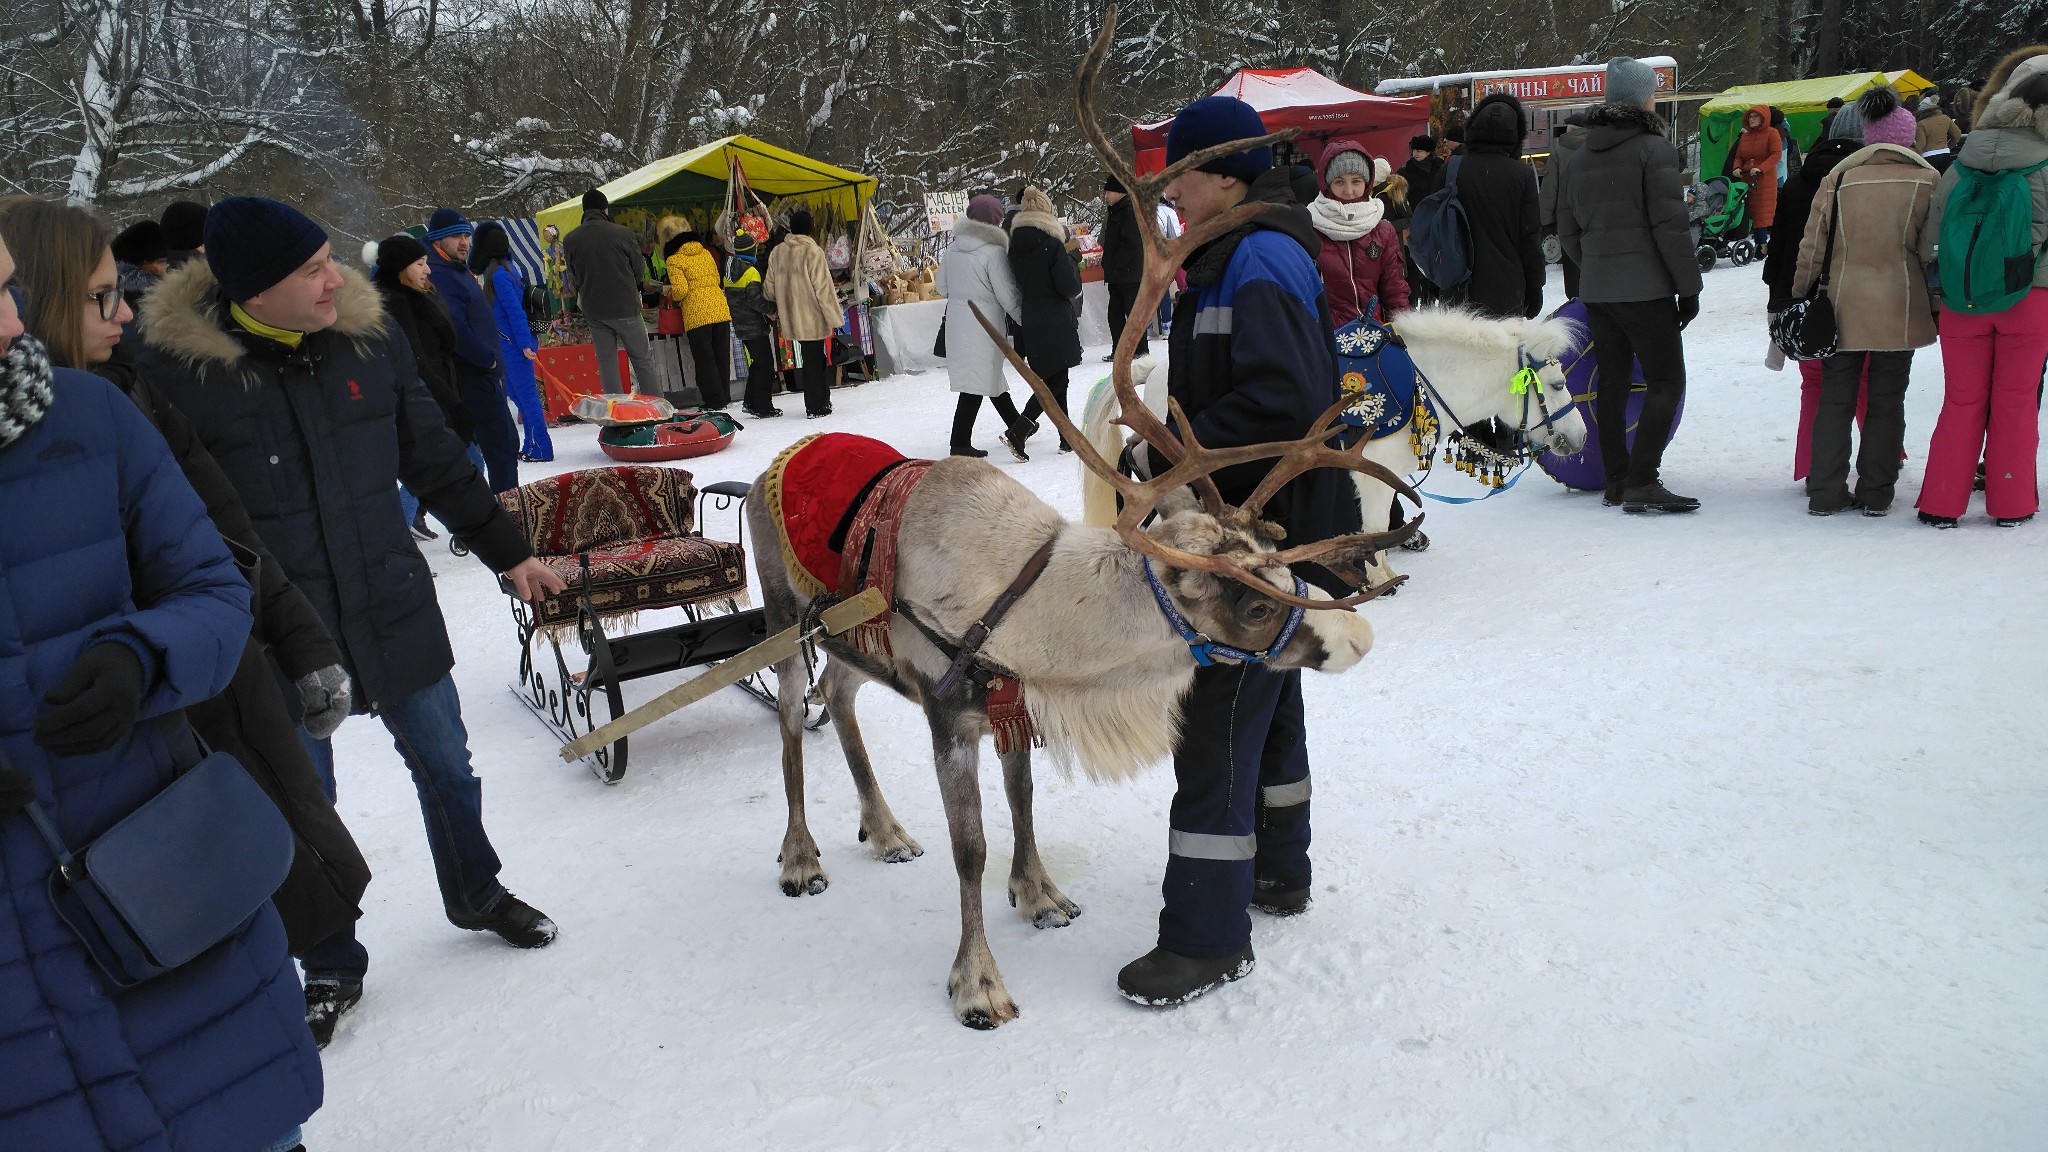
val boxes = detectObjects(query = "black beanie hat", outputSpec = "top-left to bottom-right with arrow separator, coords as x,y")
203,197 -> 329,301
787,208 -> 814,236
371,233 -> 428,285
1103,173 -> 1127,195
112,220 -> 168,267
583,188 -> 609,213
1410,134 -> 1438,152
469,221 -> 512,272
159,200 -> 208,251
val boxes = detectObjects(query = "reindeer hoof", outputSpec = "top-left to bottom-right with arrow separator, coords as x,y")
1031,906 -> 1079,929
861,822 -> 924,863
778,871 -> 829,897
960,1009 -> 1000,1031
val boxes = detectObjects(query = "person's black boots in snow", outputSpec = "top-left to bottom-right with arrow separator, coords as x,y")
1117,945 -> 1256,1006
1603,482 -> 1624,507
304,980 -> 362,1049
1251,878 -> 1311,916
449,892 -> 558,948
1622,482 -> 1700,513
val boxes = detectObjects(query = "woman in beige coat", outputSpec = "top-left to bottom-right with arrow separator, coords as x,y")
763,208 -> 844,418
1791,142 -> 1938,516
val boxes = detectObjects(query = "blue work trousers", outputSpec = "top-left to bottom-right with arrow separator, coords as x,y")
1158,662 -> 1311,958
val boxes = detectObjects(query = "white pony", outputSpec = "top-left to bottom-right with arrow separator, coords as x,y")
1082,306 -> 1587,588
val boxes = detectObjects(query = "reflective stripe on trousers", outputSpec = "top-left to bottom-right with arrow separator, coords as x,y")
1261,775 -> 1311,807
1169,829 -> 1258,861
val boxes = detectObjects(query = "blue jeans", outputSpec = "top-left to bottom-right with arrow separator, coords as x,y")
265,1127 -> 303,1152
298,672 -> 506,984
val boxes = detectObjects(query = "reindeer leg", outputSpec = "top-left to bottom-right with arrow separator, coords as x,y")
821,661 -> 922,863
775,651 -> 828,897
1000,746 -> 1080,929
928,707 -> 1017,1029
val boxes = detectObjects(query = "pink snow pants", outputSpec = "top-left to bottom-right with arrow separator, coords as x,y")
1918,290 -> 2048,520
1794,357 -> 1868,482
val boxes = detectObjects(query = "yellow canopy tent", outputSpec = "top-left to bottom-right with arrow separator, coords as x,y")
1699,71 -> 1937,178
535,135 -> 877,242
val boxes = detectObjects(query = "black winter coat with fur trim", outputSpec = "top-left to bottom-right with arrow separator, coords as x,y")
136,262 -> 533,709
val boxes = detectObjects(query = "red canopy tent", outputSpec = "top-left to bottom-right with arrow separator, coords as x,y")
1131,68 -> 1433,176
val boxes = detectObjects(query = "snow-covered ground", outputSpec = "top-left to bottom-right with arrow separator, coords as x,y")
303,267 -> 2047,1151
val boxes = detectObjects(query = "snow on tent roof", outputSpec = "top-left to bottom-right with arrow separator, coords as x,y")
536,134 -> 876,240
1373,57 -> 1681,96
1130,68 -> 1431,149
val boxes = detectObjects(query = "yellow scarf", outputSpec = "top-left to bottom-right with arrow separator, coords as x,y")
230,302 -> 304,349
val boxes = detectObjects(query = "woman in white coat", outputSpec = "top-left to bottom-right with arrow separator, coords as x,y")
941,194 -> 1031,458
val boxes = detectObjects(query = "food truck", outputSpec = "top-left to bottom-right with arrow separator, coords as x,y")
1375,57 -> 1690,159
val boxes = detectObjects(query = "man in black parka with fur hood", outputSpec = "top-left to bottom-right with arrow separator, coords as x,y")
1452,92 -> 1546,318
136,197 -> 567,1048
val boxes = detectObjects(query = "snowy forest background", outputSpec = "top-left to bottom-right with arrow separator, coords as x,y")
3,0 -> 2041,238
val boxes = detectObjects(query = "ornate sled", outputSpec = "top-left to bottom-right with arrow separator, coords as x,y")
498,464 -> 824,784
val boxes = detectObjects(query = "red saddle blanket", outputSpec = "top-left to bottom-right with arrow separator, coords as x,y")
766,433 -> 933,657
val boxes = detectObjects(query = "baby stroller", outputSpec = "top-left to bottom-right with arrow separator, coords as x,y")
1692,177 -> 1759,271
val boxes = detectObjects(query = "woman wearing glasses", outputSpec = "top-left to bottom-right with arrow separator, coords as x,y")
0,220 -> 325,1150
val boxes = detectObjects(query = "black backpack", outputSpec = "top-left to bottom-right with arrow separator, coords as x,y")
1409,156 -> 1472,290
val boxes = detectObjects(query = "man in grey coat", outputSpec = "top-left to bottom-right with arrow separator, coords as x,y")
1557,57 -> 1703,513
563,188 -> 660,396
1539,115 -> 1587,298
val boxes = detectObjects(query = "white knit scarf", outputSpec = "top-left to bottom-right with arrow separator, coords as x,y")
1308,194 -> 1385,242
0,334 -> 56,452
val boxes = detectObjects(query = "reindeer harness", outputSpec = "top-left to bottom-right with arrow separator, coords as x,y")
765,433 -> 1047,754
1142,559 -> 1307,667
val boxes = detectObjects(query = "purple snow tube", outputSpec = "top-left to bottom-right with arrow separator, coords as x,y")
1536,298 -> 1687,491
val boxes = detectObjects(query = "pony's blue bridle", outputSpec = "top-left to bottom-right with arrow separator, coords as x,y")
1143,558 -> 1307,667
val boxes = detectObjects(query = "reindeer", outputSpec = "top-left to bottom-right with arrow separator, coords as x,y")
1081,310 -> 1590,590
743,7 -> 1423,1030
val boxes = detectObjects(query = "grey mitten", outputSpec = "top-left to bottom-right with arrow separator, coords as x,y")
297,664 -> 353,739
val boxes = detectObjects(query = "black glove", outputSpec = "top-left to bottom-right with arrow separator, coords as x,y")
34,642 -> 145,757
0,767 -> 33,820
1676,294 -> 1700,330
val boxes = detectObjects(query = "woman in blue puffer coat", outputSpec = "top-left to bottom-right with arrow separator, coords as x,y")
0,234 -> 323,1152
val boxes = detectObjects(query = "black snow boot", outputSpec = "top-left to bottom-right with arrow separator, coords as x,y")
1251,879 -> 1311,916
305,980 -> 362,1050
1003,417 -> 1039,462
1602,481 -> 1625,507
1917,511 -> 1958,529
1622,482 -> 1700,514
450,892 -> 558,948
1117,945 -> 1255,1007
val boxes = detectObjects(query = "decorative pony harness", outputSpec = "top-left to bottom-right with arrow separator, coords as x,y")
1333,316 -> 1573,504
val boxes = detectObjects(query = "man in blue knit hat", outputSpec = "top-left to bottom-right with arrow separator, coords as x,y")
1117,95 -> 1360,1007
137,196 -> 567,1049
424,207 -> 521,494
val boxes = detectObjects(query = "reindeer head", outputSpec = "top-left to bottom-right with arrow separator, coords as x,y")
965,2 -> 1420,674
1141,490 -> 1375,673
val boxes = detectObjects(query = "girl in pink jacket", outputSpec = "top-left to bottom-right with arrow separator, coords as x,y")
1309,140 -> 1411,325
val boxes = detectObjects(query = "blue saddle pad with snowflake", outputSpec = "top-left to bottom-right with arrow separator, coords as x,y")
1333,317 -> 1417,442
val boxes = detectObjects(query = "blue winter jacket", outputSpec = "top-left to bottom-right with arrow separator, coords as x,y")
488,265 -> 538,360
427,249 -> 501,373
1166,171 -> 1362,592
0,366 -> 322,1151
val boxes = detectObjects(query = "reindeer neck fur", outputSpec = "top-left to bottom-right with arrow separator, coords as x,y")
892,458 -> 1196,782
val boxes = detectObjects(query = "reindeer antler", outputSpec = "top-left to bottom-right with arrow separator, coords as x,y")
967,4 -> 1423,611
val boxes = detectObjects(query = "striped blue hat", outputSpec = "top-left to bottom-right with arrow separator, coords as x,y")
425,208 -> 473,242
